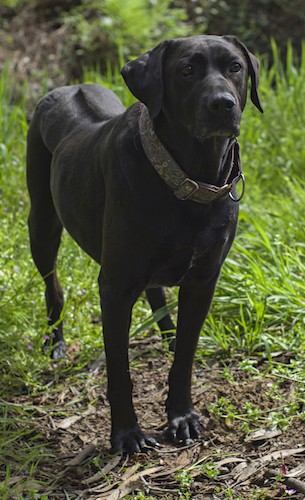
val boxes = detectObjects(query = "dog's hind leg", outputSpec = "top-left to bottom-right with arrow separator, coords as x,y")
26,122 -> 66,359
146,287 -> 176,351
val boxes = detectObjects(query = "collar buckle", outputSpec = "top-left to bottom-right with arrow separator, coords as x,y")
174,178 -> 199,200
229,172 -> 245,202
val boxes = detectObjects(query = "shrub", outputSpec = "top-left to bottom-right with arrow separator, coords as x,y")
61,0 -> 191,71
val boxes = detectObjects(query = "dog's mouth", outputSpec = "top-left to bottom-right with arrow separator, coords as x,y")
191,103 -> 242,142
194,117 -> 241,142
207,124 -> 240,139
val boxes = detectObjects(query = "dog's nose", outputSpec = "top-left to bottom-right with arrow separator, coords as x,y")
209,93 -> 236,113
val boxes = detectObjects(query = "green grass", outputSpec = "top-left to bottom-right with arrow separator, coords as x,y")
1,43 -> 305,497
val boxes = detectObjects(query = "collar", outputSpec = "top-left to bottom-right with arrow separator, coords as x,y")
139,104 -> 244,204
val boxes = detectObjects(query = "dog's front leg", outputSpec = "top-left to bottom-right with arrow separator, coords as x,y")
166,277 -> 219,444
98,272 -> 157,455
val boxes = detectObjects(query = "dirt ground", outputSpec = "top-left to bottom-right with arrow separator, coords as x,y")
5,334 -> 305,499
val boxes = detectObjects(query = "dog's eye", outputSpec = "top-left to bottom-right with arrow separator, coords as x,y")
180,65 -> 193,76
230,62 -> 242,73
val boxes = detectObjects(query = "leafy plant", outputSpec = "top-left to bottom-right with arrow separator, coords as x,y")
62,0 -> 190,69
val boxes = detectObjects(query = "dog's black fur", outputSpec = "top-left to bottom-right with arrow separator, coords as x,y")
26,35 -> 263,455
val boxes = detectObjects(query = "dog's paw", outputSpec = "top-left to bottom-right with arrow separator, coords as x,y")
111,424 -> 159,456
51,340 -> 67,359
43,339 -> 67,360
167,409 -> 201,445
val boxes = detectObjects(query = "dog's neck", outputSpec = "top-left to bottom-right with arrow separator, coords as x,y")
153,112 -> 231,185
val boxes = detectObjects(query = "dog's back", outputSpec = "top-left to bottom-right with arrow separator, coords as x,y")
28,84 -> 125,154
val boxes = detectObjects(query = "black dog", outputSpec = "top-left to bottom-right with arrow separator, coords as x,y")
26,35 -> 263,455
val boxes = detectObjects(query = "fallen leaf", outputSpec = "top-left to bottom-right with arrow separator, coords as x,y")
7,476 -> 24,486
65,443 -> 96,466
106,479 -> 142,500
286,462 -> 305,479
231,461 -> 248,477
121,464 -> 140,481
260,448 -> 305,464
244,429 -> 282,443
86,456 -> 121,485
235,447 -> 305,483
175,450 -> 191,468
96,466 -> 162,498
55,406 -> 95,430
55,414 -> 82,429
217,457 -> 247,467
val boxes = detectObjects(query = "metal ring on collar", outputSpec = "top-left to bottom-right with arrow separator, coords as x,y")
229,173 -> 245,202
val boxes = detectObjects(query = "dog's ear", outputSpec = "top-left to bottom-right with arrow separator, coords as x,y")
121,41 -> 169,119
223,35 -> 263,113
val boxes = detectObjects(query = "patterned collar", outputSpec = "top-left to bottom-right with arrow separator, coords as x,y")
139,104 -> 244,204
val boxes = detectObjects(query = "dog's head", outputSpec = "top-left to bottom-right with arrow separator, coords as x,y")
121,35 -> 263,141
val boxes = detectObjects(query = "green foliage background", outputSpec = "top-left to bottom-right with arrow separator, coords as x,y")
1,0 -> 304,83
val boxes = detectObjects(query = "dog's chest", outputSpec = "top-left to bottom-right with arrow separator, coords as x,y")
148,218 -> 231,288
